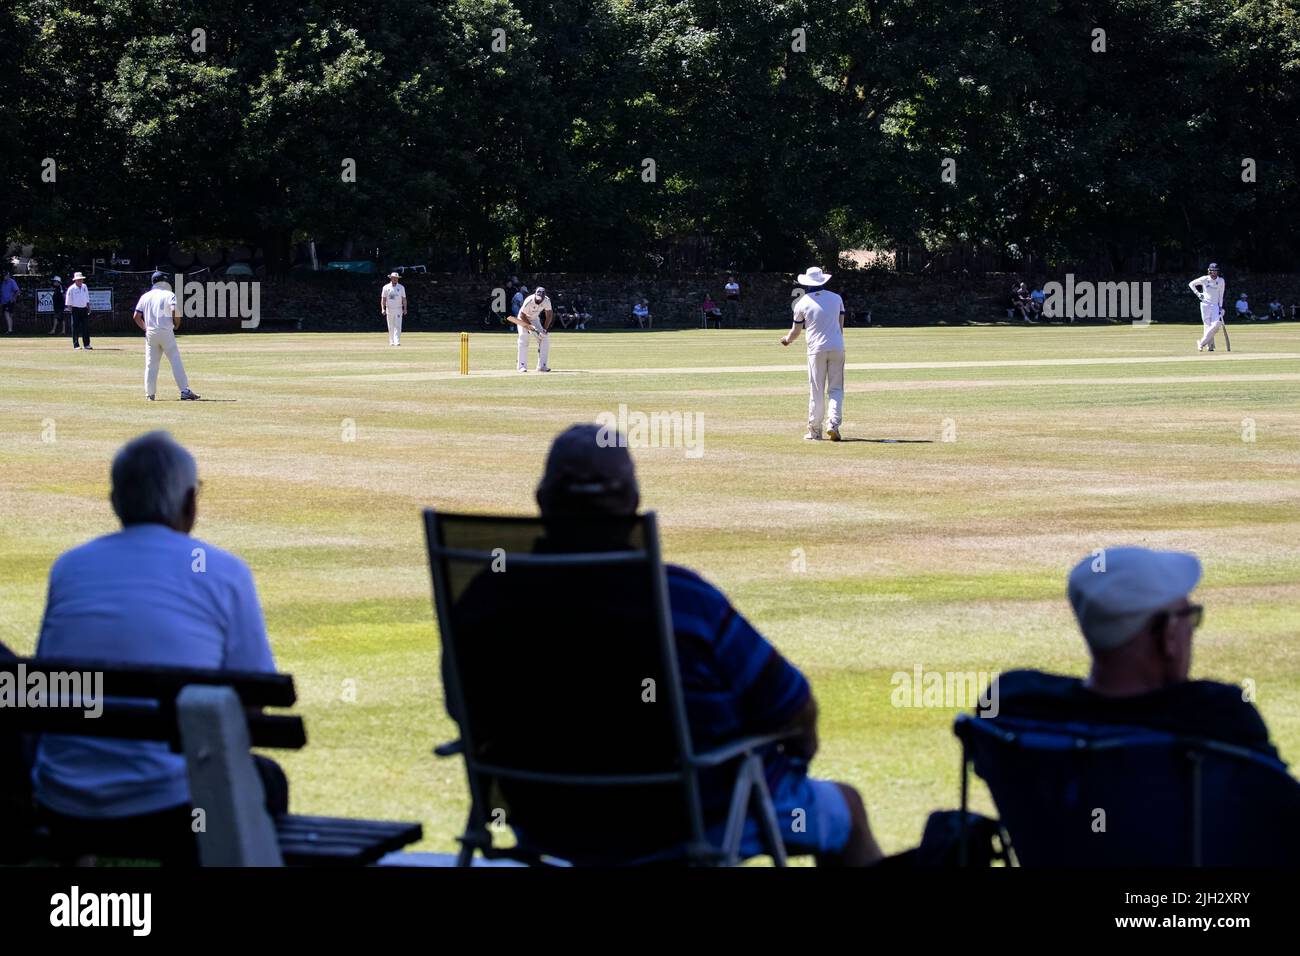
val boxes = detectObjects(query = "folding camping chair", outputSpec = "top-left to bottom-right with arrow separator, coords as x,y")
423,509 -> 797,866
955,712 -> 1300,866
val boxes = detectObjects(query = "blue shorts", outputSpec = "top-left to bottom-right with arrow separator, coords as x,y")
512,772 -> 852,864
716,772 -> 853,859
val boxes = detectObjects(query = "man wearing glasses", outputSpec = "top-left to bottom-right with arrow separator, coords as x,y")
981,547 -> 1281,760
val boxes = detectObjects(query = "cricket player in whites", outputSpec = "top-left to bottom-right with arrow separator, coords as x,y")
511,285 -> 553,372
1190,263 -> 1226,352
134,271 -> 199,401
381,271 -> 407,346
781,267 -> 845,441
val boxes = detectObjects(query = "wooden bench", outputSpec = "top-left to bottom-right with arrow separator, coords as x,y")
0,658 -> 421,866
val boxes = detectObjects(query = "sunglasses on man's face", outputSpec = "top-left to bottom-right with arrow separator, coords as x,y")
1171,603 -> 1204,631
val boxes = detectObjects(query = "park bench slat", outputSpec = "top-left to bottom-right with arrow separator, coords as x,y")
5,659 -> 296,707
275,816 -> 423,866
1,705 -> 307,750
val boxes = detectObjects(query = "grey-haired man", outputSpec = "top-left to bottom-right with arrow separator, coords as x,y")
32,432 -> 283,862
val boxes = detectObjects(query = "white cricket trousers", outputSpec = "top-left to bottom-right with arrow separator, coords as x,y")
807,348 -> 845,432
386,310 -> 403,345
145,327 -> 190,396
517,318 -> 550,369
1197,302 -> 1223,350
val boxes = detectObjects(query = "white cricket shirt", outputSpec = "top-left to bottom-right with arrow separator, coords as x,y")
133,287 -> 177,332
1189,275 -> 1225,308
382,282 -> 406,316
65,283 -> 90,308
519,295 -> 552,323
793,289 -> 846,353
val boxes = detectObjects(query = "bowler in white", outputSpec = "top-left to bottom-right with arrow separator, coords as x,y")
133,272 -> 198,401
781,267 -> 846,441
1189,263 -> 1226,352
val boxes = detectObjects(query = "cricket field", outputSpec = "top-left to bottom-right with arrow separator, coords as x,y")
2,324 -> 1298,856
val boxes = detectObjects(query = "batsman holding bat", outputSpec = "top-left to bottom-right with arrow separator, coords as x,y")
512,285 -> 553,372
1190,263 -> 1227,353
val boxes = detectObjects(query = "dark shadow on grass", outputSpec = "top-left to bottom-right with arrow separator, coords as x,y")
838,438 -> 934,443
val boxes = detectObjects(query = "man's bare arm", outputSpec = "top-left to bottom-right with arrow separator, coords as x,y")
780,322 -> 802,347
132,310 -> 146,332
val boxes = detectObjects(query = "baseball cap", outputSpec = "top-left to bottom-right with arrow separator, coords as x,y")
534,286 -> 546,296
151,271 -> 167,284
1067,547 -> 1202,651
1208,262 -> 1219,270
536,424 -> 639,517
52,276 -> 61,283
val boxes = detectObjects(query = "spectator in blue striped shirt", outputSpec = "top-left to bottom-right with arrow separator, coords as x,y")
444,424 -> 882,865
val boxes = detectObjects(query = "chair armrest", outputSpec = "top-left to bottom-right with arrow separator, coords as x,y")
692,730 -> 800,769
434,739 -> 464,758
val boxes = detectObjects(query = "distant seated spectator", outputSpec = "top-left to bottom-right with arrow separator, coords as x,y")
1235,293 -> 1254,319
571,297 -> 592,330
1010,282 -> 1034,323
1267,297 -> 1283,320
983,547 -> 1282,762
1029,286 -> 1046,319
444,424 -> 884,866
31,431 -> 285,864
556,298 -> 578,329
632,299 -> 652,329
702,293 -> 723,328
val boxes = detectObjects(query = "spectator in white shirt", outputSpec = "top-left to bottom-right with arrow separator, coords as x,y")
65,272 -> 92,350
32,431 -> 284,864
724,275 -> 741,324
1234,293 -> 1254,320
1267,297 -> 1283,321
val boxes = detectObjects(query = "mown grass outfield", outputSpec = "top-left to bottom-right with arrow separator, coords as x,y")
2,323 -> 1299,858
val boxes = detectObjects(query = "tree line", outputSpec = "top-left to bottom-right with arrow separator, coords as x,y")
4,0 -> 1298,274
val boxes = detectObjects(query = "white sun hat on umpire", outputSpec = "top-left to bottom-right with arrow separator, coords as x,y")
797,266 -> 831,286
1067,547 -> 1202,651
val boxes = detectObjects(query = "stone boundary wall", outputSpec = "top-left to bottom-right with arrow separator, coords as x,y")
6,271 -> 1299,334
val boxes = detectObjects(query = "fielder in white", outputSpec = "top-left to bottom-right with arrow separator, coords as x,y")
133,272 -> 199,401
1189,262 -> 1226,353
512,285 -> 553,372
781,267 -> 845,441
380,271 -> 407,346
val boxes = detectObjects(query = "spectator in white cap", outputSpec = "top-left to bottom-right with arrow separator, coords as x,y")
979,547 -> 1281,760
1234,291 -> 1254,320
380,271 -> 406,346
780,266 -> 846,441
1189,263 -> 1225,352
